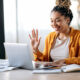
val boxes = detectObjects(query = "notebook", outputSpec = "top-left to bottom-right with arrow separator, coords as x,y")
61,64 -> 80,72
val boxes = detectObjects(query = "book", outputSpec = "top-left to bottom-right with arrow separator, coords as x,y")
61,64 -> 80,72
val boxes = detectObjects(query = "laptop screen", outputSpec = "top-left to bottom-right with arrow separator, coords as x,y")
4,43 -> 33,70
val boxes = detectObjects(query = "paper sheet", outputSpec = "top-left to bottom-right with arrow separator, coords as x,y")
0,59 -> 16,72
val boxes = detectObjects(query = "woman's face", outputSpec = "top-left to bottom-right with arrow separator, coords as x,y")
50,11 -> 70,33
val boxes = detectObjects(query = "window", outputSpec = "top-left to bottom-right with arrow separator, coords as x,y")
4,0 -> 78,43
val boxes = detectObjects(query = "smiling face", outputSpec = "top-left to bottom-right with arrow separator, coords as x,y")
50,11 -> 70,33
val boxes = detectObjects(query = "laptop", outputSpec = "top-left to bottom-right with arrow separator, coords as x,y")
4,43 -> 33,70
4,43 -> 62,73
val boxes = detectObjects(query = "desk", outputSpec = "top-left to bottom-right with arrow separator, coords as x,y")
0,69 -> 80,80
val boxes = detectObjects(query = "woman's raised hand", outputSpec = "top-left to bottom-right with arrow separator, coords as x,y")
29,29 -> 41,53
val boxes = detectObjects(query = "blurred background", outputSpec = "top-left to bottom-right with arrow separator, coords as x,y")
0,0 -> 80,58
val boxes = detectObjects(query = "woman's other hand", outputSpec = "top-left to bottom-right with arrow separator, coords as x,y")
29,29 -> 41,53
44,59 -> 65,67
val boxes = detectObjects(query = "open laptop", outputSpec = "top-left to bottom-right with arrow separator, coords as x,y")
4,43 -> 33,70
4,43 -> 62,73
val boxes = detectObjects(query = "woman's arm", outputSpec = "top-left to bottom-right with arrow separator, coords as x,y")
65,57 -> 80,64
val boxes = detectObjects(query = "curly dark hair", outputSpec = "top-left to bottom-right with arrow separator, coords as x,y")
51,6 -> 73,25
51,0 -> 73,25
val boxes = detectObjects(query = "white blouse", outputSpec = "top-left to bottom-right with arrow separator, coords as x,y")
50,37 -> 70,62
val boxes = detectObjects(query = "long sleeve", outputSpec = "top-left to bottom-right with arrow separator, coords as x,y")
65,57 -> 80,64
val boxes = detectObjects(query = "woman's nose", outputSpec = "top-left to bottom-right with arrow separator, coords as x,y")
51,22 -> 57,27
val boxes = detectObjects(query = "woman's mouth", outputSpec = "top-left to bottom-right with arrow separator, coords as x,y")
54,26 -> 60,31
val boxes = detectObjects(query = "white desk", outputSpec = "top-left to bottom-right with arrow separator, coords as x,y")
0,69 -> 80,80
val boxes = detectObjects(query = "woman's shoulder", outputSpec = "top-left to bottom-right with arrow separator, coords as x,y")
70,27 -> 80,41
71,27 -> 80,36
48,31 -> 56,36
46,31 -> 57,39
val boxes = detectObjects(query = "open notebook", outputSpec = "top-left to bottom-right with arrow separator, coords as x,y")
61,64 -> 80,72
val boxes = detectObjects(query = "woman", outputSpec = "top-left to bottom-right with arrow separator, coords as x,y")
29,0 -> 80,67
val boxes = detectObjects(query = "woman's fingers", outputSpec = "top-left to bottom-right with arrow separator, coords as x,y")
44,63 -> 53,67
32,29 -> 36,38
31,29 -> 40,42
29,28 -> 40,45
32,29 -> 39,41
44,62 -> 61,67
36,29 -> 38,41
38,37 -> 41,45
44,63 -> 49,67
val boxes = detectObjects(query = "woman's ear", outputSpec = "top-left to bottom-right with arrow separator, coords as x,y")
66,17 -> 70,25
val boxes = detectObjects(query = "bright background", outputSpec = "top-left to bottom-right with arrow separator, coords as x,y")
3,0 -> 79,52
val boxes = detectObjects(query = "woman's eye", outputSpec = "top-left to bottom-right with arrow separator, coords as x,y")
56,19 -> 60,22
51,20 -> 53,23
51,19 -> 61,23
